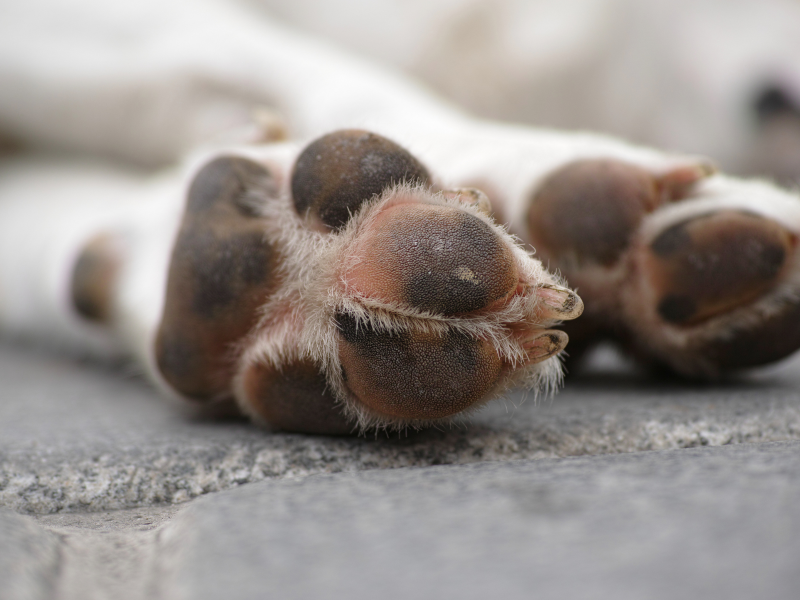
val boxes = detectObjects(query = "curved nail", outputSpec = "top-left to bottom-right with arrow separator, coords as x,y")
442,188 -> 493,217
536,283 -> 584,320
519,329 -> 569,364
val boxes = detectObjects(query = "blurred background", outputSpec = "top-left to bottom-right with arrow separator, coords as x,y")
1,0 -> 800,180
255,0 -> 800,183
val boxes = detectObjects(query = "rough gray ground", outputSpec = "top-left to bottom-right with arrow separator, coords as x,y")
3,442 -> 800,600
0,509 -> 60,600
3,343 -> 800,599
160,441 -> 800,600
3,343 -> 800,514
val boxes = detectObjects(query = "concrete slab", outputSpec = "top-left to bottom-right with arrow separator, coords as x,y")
1,506 -> 182,600
157,441 -> 800,600
3,342 -> 800,513
0,509 -> 60,600
3,442 -> 800,600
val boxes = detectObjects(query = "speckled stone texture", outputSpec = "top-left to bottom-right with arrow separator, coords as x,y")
2,343 -> 800,514
5,442 -> 798,600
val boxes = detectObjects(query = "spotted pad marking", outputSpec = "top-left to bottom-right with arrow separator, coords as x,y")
647,211 -> 795,326
155,156 -> 280,401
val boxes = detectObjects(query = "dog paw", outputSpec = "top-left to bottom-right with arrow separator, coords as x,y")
155,130 -> 582,433
526,158 -> 800,377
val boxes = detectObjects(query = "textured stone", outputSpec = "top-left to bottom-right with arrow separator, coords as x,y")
159,441 -> 800,600
3,342 -> 800,513
3,443 -> 800,599
0,506 -> 182,600
31,506 -> 181,600
0,509 -> 60,600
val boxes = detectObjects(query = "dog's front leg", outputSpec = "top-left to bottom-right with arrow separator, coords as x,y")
0,0 -> 467,166
0,135 -> 582,434
0,157 -> 183,367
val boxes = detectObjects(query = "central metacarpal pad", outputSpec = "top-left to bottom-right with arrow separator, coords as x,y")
336,312 -> 503,420
347,203 -> 519,315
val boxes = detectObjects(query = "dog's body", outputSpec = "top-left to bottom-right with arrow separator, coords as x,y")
2,0 -> 800,433
5,0 -> 800,178
254,0 -> 800,181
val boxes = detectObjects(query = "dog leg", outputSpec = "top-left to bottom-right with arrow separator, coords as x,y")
5,0 -> 800,427
0,157 -> 182,365
0,133 -> 579,433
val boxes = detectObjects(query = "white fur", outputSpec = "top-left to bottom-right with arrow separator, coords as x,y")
250,0 -> 800,179
5,0 -> 800,177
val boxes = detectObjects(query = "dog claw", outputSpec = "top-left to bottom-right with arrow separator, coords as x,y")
536,283 -> 584,321
519,329 -> 570,365
442,188 -> 493,217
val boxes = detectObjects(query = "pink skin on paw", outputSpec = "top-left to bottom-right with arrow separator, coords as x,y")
344,201 -> 520,316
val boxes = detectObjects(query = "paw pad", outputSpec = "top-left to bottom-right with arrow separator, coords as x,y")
240,360 -> 354,434
71,234 -> 122,323
156,156 -> 280,400
528,160 -> 660,266
291,129 -> 429,230
347,203 -> 519,315
647,211 -> 795,325
336,312 -> 503,420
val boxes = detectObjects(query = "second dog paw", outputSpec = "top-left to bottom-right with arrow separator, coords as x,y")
526,158 -> 800,377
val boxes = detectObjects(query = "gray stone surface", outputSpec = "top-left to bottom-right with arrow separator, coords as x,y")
31,506 -> 181,600
3,342 -> 800,513
4,441 -> 800,600
0,509 -> 60,600
158,441 -> 800,600
1,506 -> 183,600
